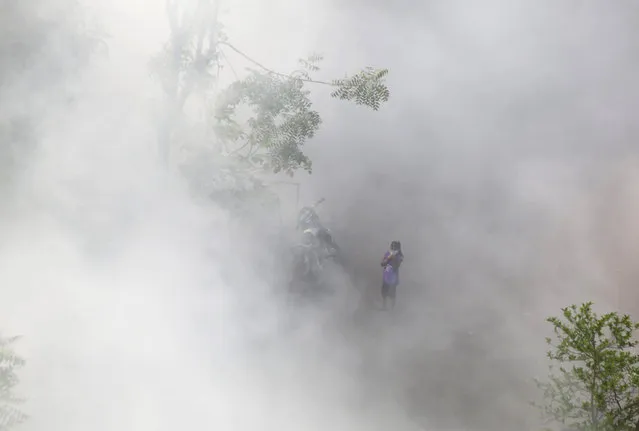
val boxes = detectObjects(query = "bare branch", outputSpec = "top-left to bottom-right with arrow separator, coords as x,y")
219,41 -> 334,86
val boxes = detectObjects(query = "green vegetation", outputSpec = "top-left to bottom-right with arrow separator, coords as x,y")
151,0 -> 390,214
537,302 -> 639,431
0,336 -> 26,431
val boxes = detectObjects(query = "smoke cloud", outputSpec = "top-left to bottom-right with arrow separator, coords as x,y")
2,1 -> 639,431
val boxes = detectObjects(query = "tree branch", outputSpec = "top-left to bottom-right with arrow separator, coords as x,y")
219,41 -> 334,86
218,49 -> 239,80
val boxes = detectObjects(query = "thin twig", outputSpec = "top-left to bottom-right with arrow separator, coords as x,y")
218,49 -> 239,80
228,139 -> 251,156
219,41 -> 335,86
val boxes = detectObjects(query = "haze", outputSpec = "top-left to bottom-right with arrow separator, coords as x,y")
1,0 -> 638,430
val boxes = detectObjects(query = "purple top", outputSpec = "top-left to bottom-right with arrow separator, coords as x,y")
381,251 -> 403,285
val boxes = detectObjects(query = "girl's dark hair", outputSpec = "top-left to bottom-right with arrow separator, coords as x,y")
390,241 -> 401,251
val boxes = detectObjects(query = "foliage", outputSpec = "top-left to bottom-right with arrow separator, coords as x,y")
148,0 -> 220,104
212,48 -> 390,177
0,0 -> 101,82
0,0 -> 104,192
0,0 -> 105,100
152,0 -> 390,193
331,67 -> 390,111
212,53 -> 390,176
213,56 -> 322,175
0,335 -> 26,431
537,302 -> 639,431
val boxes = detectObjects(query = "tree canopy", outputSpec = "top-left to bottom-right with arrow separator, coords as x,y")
150,0 -> 390,215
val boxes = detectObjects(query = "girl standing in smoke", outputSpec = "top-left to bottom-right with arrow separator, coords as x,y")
381,241 -> 404,310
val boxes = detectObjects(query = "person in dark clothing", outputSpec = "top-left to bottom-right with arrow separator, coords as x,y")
380,240 -> 404,310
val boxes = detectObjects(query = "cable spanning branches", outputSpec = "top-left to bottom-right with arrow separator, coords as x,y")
210,44 -> 390,178
219,41 -> 390,110
219,41 -> 333,86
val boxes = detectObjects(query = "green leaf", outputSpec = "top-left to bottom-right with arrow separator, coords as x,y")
298,52 -> 323,73
331,67 -> 390,110
213,70 -> 321,176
